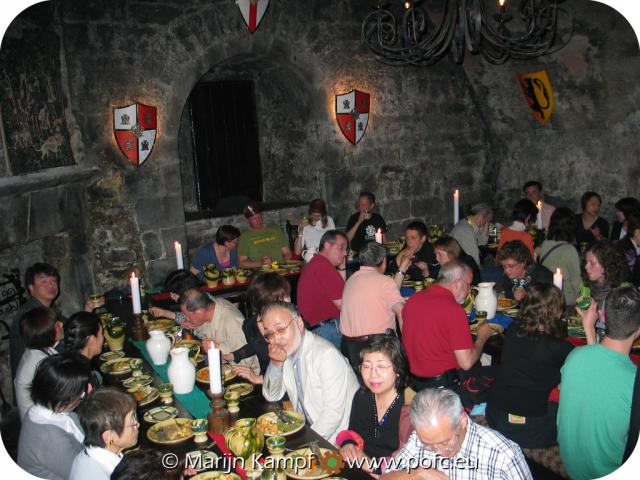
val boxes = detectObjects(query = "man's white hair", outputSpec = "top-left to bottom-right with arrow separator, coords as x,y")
437,260 -> 471,285
410,388 -> 464,430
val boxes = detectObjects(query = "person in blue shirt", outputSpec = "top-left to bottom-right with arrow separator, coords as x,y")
190,225 -> 241,280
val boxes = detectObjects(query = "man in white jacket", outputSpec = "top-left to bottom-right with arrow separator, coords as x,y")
261,301 -> 359,444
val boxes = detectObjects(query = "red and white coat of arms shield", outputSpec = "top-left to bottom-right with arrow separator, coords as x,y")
113,103 -> 157,166
237,0 -> 270,33
335,90 -> 370,145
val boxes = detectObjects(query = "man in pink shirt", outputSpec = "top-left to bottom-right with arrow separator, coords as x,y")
297,230 -> 348,348
340,242 -> 410,367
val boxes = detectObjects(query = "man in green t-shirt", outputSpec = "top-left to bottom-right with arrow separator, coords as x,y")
557,286 -> 640,480
238,201 -> 292,269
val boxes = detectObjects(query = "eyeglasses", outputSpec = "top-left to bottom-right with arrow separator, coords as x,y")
263,317 -> 295,343
502,262 -> 523,270
360,363 -> 394,374
422,428 -> 462,454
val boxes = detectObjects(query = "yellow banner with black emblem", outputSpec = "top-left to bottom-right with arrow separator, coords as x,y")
517,70 -> 554,124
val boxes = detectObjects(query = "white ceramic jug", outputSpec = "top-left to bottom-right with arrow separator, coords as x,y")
475,282 -> 498,320
146,330 -> 173,365
167,347 -> 196,394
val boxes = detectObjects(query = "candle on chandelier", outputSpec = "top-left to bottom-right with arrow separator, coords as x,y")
174,241 -> 184,269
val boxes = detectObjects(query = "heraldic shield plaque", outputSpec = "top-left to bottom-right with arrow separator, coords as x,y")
237,0 -> 270,33
113,103 -> 157,166
516,70 -> 554,125
336,89 -> 370,145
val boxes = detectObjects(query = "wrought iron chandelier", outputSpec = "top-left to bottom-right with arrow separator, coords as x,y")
362,0 -> 573,66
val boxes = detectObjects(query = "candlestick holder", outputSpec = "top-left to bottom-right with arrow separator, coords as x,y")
131,313 -> 149,341
207,391 -> 230,436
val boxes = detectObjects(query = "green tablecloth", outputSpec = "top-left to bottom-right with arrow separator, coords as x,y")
131,340 -> 211,419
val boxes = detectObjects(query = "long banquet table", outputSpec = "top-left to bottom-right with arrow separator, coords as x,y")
101,298 -> 372,480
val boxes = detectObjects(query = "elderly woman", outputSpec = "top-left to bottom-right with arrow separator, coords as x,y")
14,306 -> 64,419
497,240 -> 552,300
226,271 -> 292,384
190,224 -> 241,280
18,353 -> 92,480
337,335 -> 409,473
295,198 -> 336,262
575,191 -> 609,247
487,283 -> 574,448
392,221 -> 438,280
611,197 -> 640,241
539,207 -> 582,306
433,235 -> 481,285
70,388 -> 139,480
498,199 -> 539,257
64,311 -> 105,387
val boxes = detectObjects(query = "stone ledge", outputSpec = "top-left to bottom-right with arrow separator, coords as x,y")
0,166 -> 100,197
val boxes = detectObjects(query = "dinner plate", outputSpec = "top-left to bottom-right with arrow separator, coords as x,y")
256,410 -> 305,437
147,418 -> 193,445
123,374 -> 153,390
100,357 -> 134,375
503,307 -> 520,317
190,472 -> 242,480
146,319 -> 175,331
99,350 -> 125,362
196,365 -> 237,384
143,406 -> 179,423
496,298 -> 518,312
225,382 -> 254,397
469,322 -> 504,336
134,386 -> 159,406
186,450 -> 219,472
283,447 -> 336,479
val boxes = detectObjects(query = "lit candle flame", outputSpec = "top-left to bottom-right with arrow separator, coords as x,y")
498,0 -> 506,7
131,272 -> 136,279
537,201 -> 542,209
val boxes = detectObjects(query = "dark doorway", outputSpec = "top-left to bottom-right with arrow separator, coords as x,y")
187,80 -> 263,212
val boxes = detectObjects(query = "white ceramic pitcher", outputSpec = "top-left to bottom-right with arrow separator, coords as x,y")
475,282 -> 498,320
146,330 -> 174,366
167,347 -> 196,394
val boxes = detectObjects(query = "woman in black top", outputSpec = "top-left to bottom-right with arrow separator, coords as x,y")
64,311 -> 105,388
486,283 -> 574,448
433,235 -> 481,285
496,240 -> 553,300
575,191 -> 610,247
390,221 -> 438,280
227,272 -> 290,383
337,335 -> 408,473
611,197 -> 640,241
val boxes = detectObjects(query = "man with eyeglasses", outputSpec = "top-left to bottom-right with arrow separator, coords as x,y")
261,301 -> 359,444
296,230 -> 349,349
382,389 -> 531,480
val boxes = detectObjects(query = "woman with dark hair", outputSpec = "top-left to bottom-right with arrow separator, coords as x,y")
539,207 -> 581,305
295,199 -> 336,262
583,240 -> 630,331
17,353 -> 92,480
15,306 -> 63,419
190,225 -> 241,279
486,283 -> 573,448
391,221 -> 438,280
617,214 -> 640,286
498,198 -> 539,256
611,197 -> 640,241
337,335 -> 409,472
497,240 -> 553,300
70,388 -> 139,480
575,191 -> 609,246
148,269 -> 203,322
226,272 -> 292,384
65,311 -> 105,387
433,235 -> 481,285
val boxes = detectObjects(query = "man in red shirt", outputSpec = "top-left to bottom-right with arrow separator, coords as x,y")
402,261 -> 492,392
297,230 -> 348,348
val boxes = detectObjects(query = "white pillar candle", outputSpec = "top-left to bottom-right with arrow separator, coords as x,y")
374,228 -> 383,244
453,189 -> 460,224
208,346 -> 223,395
536,201 -> 544,229
130,272 -> 142,314
174,241 -> 184,269
553,268 -> 563,291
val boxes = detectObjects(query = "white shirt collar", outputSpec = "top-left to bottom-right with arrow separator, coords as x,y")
509,220 -> 527,232
28,404 -> 84,443
632,238 -> 640,255
85,446 -> 122,474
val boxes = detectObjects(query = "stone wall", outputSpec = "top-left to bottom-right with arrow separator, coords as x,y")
0,0 -> 639,301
